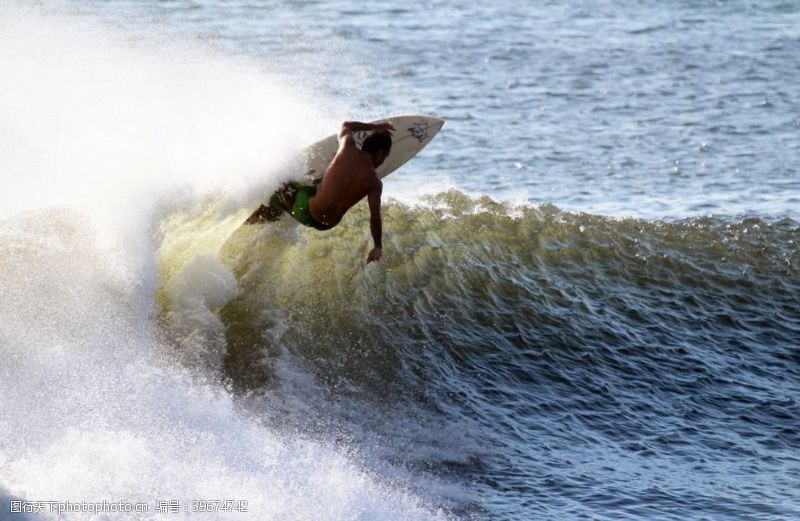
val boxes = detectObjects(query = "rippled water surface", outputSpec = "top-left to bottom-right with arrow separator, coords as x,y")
87,0 -> 800,218
2,1 -> 799,520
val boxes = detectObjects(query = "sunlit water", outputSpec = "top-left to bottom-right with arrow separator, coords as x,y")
1,1 -> 798,520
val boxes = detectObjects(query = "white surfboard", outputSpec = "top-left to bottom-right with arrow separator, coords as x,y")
302,114 -> 445,183
241,115 -> 444,226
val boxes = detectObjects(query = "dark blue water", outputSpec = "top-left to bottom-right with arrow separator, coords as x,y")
2,1 -> 799,520
209,197 -> 800,520
82,0 -> 800,218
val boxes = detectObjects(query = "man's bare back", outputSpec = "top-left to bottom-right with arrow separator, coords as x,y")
309,121 -> 394,228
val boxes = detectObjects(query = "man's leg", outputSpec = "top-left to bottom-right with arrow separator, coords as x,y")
245,183 -> 297,225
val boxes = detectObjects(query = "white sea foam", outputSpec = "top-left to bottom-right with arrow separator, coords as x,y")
0,3 -> 447,519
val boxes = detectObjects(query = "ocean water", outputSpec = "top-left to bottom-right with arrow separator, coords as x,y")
1,1 -> 799,520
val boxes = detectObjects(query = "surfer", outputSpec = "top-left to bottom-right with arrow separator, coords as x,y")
247,120 -> 395,263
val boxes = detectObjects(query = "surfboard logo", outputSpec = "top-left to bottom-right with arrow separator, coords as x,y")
408,121 -> 430,143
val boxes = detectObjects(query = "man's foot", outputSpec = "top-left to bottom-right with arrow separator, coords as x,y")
244,183 -> 302,225
245,203 -> 283,224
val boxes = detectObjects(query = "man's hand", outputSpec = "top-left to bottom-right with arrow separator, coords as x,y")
341,121 -> 396,136
367,247 -> 382,264
373,122 -> 395,135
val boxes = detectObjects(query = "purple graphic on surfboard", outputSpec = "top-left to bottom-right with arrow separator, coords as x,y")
408,121 -> 431,143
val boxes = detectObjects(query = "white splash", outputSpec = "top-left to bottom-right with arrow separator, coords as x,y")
0,3 -> 447,519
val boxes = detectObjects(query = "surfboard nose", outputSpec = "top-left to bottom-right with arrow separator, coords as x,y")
404,114 -> 444,128
403,114 -> 444,140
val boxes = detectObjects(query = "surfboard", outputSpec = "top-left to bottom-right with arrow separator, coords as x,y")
243,114 -> 444,226
304,114 -> 445,182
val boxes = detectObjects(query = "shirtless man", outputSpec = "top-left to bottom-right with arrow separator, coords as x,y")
246,121 -> 395,263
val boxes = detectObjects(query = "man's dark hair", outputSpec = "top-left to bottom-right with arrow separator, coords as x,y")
362,131 -> 392,155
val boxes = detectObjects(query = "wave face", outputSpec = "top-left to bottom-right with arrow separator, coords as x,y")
157,192 -> 800,519
3,0 -> 800,520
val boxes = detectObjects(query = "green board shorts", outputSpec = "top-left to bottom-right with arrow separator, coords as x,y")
281,183 -> 333,231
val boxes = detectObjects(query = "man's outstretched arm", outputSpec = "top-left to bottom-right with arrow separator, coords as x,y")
366,180 -> 383,264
